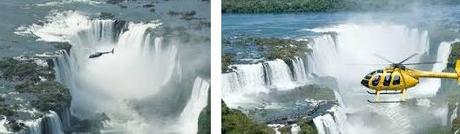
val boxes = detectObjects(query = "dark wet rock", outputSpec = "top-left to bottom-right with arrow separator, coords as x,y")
6,119 -> 26,132
71,113 -> 110,133
149,8 -> 155,13
53,42 -> 72,54
119,4 -> 127,8
106,0 -> 125,4
142,4 -> 155,8
113,20 -> 128,40
98,12 -> 115,19
167,11 -> 203,21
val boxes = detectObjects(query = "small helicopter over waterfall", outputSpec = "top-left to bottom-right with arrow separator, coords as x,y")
360,53 -> 460,103
89,48 -> 114,58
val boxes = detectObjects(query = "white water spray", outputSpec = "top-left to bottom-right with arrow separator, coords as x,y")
306,23 -> 451,134
17,10 -> 206,133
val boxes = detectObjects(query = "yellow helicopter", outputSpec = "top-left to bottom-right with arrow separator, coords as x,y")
360,53 -> 460,103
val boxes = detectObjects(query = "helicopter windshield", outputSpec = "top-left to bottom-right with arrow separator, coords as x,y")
372,74 -> 381,86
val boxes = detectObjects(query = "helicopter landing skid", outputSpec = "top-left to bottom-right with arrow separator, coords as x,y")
367,100 -> 405,104
367,91 -> 401,95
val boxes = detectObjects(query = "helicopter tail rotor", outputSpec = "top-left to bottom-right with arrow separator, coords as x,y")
455,60 -> 460,84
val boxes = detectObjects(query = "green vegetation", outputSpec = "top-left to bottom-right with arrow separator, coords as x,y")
53,42 -> 72,53
453,117 -> 460,133
441,42 -> 460,133
298,119 -> 317,134
423,126 -> 449,134
0,58 -> 55,82
16,81 -> 71,112
222,54 -> 235,73
252,38 -> 309,61
0,58 -> 39,81
198,89 -> 211,134
0,58 -> 71,112
222,100 -> 275,134
223,0 -> 352,13
224,37 -> 309,62
0,107 -> 14,116
448,42 -> 460,67
222,0 -> 460,13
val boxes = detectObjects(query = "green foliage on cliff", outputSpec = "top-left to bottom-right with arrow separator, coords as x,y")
252,38 -> 309,61
0,58 -> 38,81
443,42 -> 460,133
448,42 -> 460,67
223,0 -> 351,13
453,117 -> 460,133
228,37 -> 310,61
298,119 -> 317,134
0,58 -> 55,82
222,100 -> 275,134
222,0 -> 460,13
198,89 -> 211,134
16,81 -> 72,112
222,54 -> 235,73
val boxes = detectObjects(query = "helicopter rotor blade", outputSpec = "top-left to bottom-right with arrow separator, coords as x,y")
398,53 -> 419,64
373,53 -> 394,64
401,61 -> 444,65
348,63 -> 388,66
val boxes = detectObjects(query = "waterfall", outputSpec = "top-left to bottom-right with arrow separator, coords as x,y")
222,72 -> 241,96
222,58 -> 306,107
305,23 -> 450,133
291,56 -> 309,83
221,63 -> 268,108
291,124 -> 301,134
178,77 -> 210,134
21,111 -> 64,134
232,63 -> 268,93
42,111 -> 64,134
265,59 -> 297,90
59,109 -> 72,131
16,10 -> 198,133
313,113 -> 340,134
24,118 -> 43,134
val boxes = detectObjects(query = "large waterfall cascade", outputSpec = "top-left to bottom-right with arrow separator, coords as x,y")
222,56 -> 314,108
17,10 -> 207,133
307,23 -> 453,134
223,23 -> 454,134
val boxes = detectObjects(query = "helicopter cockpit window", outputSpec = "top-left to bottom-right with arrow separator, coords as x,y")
393,75 -> 400,85
370,71 -> 377,75
365,74 -> 372,79
372,74 -> 381,86
383,74 -> 391,86
376,70 -> 383,73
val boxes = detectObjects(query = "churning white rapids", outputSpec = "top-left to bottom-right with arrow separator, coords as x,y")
17,11 -> 209,134
223,23 -> 455,134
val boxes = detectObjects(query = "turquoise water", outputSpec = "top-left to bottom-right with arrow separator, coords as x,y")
223,5 -> 460,39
